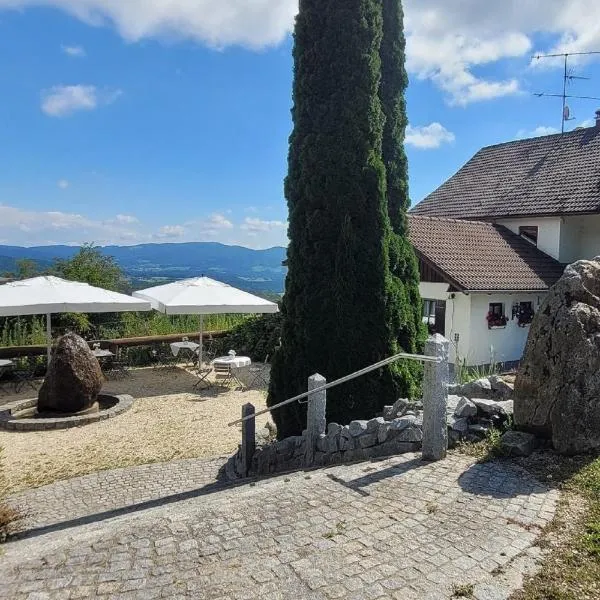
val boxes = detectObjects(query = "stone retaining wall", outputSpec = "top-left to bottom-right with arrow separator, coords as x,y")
225,415 -> 423,479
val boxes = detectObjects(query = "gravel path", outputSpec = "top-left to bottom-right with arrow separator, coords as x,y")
0,367 -> 269,494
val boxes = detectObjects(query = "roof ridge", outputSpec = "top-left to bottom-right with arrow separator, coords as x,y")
408,214 -> 492,226
478,126 -> 591,152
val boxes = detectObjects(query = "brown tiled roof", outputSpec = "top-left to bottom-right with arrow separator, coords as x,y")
408,215 -> 566,292
411,126 -> 600,219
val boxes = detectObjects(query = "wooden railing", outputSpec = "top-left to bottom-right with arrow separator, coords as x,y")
0,329 -> 229,360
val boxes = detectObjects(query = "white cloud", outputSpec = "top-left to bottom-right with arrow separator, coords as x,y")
61,44 -> 86,57
41,85 -> 122,117
57,179 -> 70,189
155,225 -> 186,239
516,126 -> 560,139
114,214 -> 138,224
0,204 -> 287,248
5,1 -> 600,104
405,123 -> 455,149
0,0 -> 297,49
241,217 -> 287,234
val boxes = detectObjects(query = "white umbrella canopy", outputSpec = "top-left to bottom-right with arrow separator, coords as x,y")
0,276 -> 152,359
133,276 -> 279,364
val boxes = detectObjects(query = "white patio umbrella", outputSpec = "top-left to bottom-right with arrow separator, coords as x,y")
0,276 -> 152,361
133,276 -> 279,365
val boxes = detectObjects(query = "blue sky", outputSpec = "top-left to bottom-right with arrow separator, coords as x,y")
1,0 -> 599,248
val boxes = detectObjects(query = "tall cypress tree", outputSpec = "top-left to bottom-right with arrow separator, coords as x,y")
380,0 -> 426,394
268,0 -> 421,439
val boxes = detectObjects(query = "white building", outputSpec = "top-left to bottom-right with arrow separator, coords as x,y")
409,116 -> 600,367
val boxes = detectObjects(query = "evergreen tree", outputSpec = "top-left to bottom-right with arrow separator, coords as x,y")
380,0 -> 426,395
269,0 -> 422,439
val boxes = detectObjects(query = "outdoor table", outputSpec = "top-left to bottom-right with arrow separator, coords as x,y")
212,356 -> 251,368
170,341 -> 200,357
93,349 -> 114,359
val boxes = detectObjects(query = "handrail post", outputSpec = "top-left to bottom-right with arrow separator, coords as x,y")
305,374 -> 327,467
422,334 -> 449,462
240,403 -> 256,477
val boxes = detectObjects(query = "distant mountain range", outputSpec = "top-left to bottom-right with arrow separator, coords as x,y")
0,242 -> 287,293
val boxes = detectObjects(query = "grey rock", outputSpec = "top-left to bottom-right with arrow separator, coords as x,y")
447,416 -> 469,434
386,416 -> 417,441
500,431 -> 536,457
396,425 -> 423,443
383,398 -> 410,420
358,433 -> 378,449
38,332 -> 104,414
446,394 -> 463,415
472,398 -> 513,417
378,422 -> 391,444
327,422 -> 342,436
348,420 -> 368,437
461,377 -> 493,399
515,258 -> 600,454
367,417 -> 385,432
469,424 -> 489,436
454,397 -> 477,418
489,375 -> 514,399
326,433 -> 340,454
316,434 -> 328,453
339,434 -> 355,452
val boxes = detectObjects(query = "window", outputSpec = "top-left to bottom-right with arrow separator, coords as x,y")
422,300 -> 436,326
519,225 -> 538,246
487,303 -> 507,329
516,301 -> 534,327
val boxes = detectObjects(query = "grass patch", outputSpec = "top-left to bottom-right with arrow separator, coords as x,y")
457,427 -> 509,462
510,451 -> 600,600
451,582 -> 474,598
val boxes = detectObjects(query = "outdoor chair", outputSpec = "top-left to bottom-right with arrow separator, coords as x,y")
213,363 -> 236,387
103,356 -> 130,380
245,355 -> 271,391
193,365 -> 213,390
12,357 -> 40,394
151,346 -> 179,371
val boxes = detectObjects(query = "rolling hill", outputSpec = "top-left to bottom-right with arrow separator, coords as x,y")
0,242 -> 287,293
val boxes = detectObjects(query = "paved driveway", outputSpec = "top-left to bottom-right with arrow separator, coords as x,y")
1,453 -> 557,600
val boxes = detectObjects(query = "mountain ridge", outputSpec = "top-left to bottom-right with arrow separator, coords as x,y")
0,242 -> 287,293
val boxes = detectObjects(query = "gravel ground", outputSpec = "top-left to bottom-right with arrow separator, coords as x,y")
0,367 -> 270,495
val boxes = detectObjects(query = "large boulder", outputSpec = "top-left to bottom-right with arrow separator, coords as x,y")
38,333 -> 104,414
514,258 -> 600,454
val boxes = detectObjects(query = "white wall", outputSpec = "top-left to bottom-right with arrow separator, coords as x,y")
419,282 -> 449,300
446,293 -> 471,365
557,215 -> 600,263
498,217 -> 562,260
465,292 -> 545,366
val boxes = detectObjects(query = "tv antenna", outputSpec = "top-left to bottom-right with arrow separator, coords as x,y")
533,51 -> 600,133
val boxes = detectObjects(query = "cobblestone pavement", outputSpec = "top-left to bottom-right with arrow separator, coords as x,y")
1,453 -> 558,600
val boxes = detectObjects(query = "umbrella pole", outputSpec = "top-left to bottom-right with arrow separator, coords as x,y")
46,313 -> 52,363
199,315 -> 203,367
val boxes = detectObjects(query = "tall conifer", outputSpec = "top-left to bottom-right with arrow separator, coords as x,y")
268,0 -> 423,439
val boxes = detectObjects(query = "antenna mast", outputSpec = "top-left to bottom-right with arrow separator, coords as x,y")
533,51 -> 600,133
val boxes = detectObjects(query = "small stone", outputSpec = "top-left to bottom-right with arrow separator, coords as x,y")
378,422 -> 391,444
339,435 -> 354,451
460,377 -> 493,399
358,433 -> 378,448
469,423 -> 489,436
316,434 -> 328,453
454,397 -> 477,418
396,425 -> 423,443
348,420 -> 368,437
472,398 -> 513,417
367,417 -> 385,432
500,431 -> 536,456
447,416 -> 469,434
387,415 -> 417,438
327,423 -> 342,436
383,398 -> 409,420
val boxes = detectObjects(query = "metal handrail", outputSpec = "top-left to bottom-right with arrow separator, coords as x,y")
228,350 -> 440,426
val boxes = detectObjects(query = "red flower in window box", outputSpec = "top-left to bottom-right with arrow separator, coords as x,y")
486,312 -> 508,329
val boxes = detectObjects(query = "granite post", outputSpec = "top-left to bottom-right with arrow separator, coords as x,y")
240,403 -> 256,477
305,373 -> 327,466
422,334 -> 449,461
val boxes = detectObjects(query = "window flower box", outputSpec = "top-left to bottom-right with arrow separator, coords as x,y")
486,313 -> 508,329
